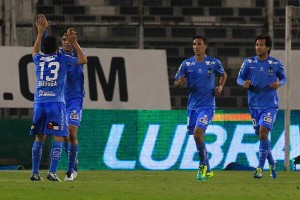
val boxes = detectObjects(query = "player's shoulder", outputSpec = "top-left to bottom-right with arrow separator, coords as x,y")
205,55 -> 218,61
268,56 -> 283,64
205,55 -> 222,64
181,56 -> 195,66
33,53 -> 42,61
243,56 -> 256,64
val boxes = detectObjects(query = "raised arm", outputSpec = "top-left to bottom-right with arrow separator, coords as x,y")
67,28 -> 87,64
32,14 -> 47,56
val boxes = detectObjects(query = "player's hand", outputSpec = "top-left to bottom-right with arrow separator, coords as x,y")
243,80 -> 251,88
174,76 -> 185,87
35,14 -> 47,34
269,81 -> 280,89
215,85 -> 223,96
67,27 -> 77,44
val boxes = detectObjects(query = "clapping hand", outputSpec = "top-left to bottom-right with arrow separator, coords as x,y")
66,28 -> 77,44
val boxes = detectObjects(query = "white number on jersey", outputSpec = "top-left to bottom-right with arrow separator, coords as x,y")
39,61 -> 60,81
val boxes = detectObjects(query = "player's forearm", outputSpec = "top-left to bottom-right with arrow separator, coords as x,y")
279,77 -> 287,87
72,42 -> 87,64
236,77 -> 244,86
174,80 -> 181,87
32,33 -> 43,55
218,72 -> 227,88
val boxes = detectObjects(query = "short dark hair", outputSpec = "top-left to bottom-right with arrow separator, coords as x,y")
193,35 -> 207,45
42,36 -> 59,54
61,27 -> 68,37
61,27 -> 76,37
255,34 -> 272,54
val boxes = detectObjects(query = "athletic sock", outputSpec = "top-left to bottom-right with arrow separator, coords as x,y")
49,141 -> 63,173
196,142 -> 207,166
267,140 -> 275,166
32,141 -> 43,174
67,144 -> 79,173
64,141 -> 69,157
258,139 -> 268,169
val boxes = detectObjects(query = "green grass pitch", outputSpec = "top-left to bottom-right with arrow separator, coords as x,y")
0,170 -> 300,200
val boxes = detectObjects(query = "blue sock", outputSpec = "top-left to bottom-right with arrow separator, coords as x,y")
258,139 -> 268,169
267,140 -> 275,166
64,141 -> 69,158
32,141 -> 43,174
206,156 -> 211,172
49,141 -> 63,173
196,142 -> 207,166
67,144 -> 79,173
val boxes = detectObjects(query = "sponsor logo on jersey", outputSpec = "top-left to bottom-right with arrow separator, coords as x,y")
199,115 -> 208,125
205,61 -> 216,65
38,90 -> 55,97
252,119 -> 256,126
247,59 -> 257,63
47,122 -> 59,130
268,60 -> 279,65
186,62 -> 196,66
70,110 -> 79,120
263,117 -> 272,123
40,56 -> 56,62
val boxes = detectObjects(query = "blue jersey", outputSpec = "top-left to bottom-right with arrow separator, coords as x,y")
60,49 -> 85,99
33,52 -> 79,103
237,56 -> 286,109
175,55 -> 225,110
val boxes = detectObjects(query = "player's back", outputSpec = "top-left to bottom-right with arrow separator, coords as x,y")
33,52 -> 77,103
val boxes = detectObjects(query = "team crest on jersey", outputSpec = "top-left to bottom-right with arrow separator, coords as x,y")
268,67 -> 273,74
47,122 -> 59,130
199,115 -> 208,125
70,110 -> 79,120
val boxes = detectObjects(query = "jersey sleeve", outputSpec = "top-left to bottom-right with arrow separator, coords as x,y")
62,54 -> 79,66
237,60 -> 248,86
33,54 -> 41,64
214,59 -> 225,75
276,61 -> 287,87
174,62 -> 187,80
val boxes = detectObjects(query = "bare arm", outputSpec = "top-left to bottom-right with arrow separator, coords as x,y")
215,71 -> 227,95
32,14 -> 47,56
67,28 -> 87,64
174,76 -> 186,88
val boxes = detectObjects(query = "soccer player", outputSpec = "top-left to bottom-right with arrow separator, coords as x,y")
60,28 -> 86,181
30,14 -> 87,181
174,35 -> 227,181
237,34 -> 286,179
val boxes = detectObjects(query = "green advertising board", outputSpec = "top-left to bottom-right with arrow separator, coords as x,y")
57,110 -> 300,171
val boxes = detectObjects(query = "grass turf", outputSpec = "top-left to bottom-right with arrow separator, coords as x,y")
0,170 -> 300,199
